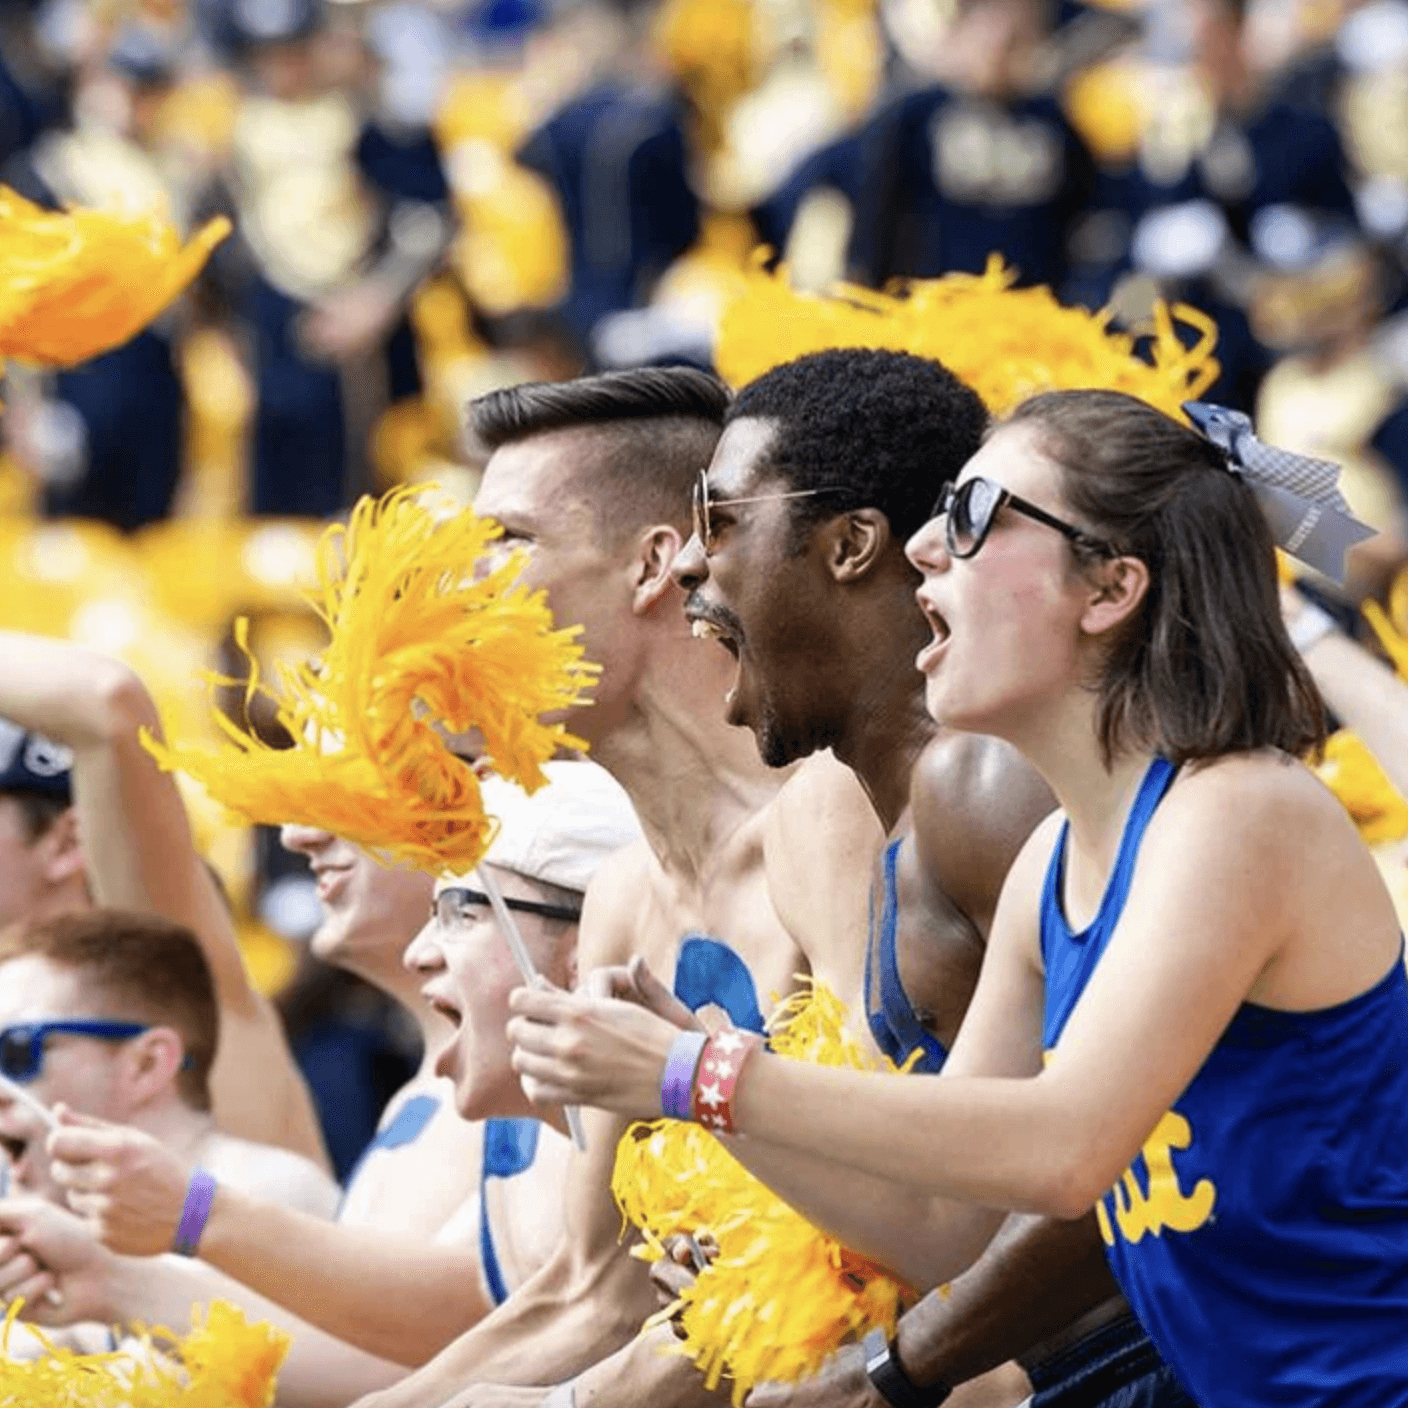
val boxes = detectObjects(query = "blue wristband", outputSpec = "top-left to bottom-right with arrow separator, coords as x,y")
172,1168 -> 217,1257
660,1031 -> 708,1120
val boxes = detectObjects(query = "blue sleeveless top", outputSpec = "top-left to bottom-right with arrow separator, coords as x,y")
479,1117 -> 542,1306
866,839 -> 948,1074
1041,758 -> 1408,1407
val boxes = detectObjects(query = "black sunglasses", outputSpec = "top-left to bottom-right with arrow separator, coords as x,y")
932,477 -> 1115,560
432,886 -> 581,930
691,469 -> 848,555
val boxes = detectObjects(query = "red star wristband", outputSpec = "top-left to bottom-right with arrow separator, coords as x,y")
690,1028 -> 762,1134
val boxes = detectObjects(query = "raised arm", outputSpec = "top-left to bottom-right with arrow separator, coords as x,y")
0,631 -> 326,1165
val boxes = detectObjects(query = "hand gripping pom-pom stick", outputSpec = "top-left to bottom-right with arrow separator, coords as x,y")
476,865 -> 588,1151
0,1083 -> 65,1306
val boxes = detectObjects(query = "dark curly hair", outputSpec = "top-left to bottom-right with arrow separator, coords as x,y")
725,349 -> 989,549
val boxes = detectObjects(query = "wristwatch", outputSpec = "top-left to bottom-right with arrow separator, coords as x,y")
862,1327 -> 952,1408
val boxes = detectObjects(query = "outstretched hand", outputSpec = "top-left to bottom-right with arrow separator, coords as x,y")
508,957 -> 693,1118
46,1105 -> 193,1257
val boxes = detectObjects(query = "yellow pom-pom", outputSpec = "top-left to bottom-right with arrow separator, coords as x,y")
1315,728 -> 1408,845
0,1298 -> 288,1406
141,486 -> 599,874
0,186 -> 229,368
611,980 -> 916,1403
714,254 -> 1220,421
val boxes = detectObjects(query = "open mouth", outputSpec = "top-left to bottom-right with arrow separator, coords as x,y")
422,984 -> 463,1027
0,1134 -> 26,1164
914,592 -> 951,669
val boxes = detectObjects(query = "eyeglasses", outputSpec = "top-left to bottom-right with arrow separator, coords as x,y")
431,886 -> 581,932
0,1020 -> 152,1084
932,477 -> 1115,560
692,469 -> 847,555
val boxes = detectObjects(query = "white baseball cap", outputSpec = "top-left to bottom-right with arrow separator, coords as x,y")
470,761 -> 641,895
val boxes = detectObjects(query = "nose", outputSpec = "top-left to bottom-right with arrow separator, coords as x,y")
280,824 -> 333,856
671,533 -> 709,592
403,919 -> 445,975
904,515 -> 952,574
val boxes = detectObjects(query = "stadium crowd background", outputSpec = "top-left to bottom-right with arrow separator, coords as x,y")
3,0 -> 1408,1174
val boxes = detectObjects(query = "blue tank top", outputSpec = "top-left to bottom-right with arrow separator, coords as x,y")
479,1117 -> 542,1306
1041,757 -> 1408,1407
865,839 -> 948,1074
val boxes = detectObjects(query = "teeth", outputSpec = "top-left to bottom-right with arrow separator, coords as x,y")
692,619 -> 725,640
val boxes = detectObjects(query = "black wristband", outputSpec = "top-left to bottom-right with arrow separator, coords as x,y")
862,1328 -> 953,1408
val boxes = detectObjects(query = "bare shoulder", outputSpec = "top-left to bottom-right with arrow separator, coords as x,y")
578,839 -> 655,969
1155,751 -> 1353,855
762,752 -> 883,893
763,751 -> 883,960
207,1135 -> 341,1218
910,734 -> 1057,935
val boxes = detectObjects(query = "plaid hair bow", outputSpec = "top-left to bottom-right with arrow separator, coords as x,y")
1183,401 -> 1375,583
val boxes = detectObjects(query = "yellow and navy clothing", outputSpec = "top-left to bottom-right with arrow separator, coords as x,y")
518,82 -> 700,353
848,86 -> 1100,297
1042,757 -> 1408,1406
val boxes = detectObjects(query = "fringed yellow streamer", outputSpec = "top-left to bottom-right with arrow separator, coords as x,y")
0,1299 -> 288,1406
611,980 -> 916,1403
0,187 -> 229,368
714,253 -> 1221,420
142,486 -> 599,874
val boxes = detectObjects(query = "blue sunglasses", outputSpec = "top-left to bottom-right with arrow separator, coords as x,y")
0,1020 -> 155,1084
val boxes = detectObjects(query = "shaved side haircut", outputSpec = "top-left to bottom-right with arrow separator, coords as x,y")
470,368 -> 730,543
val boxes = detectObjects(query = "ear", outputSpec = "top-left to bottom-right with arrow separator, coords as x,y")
120,1026 -> 187,1112
821,509 -> 891,584
1078,554 -> 1151,639
631,525 -> 685,614
37,807 -> 85,888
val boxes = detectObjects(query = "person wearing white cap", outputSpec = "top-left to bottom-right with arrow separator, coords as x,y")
406,762 -> 643,1303
0,760 -> 640,1407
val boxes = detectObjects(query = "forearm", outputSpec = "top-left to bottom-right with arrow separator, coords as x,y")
893,1212 -> 1117,1387
735,1060 -> 1099,1265
724,1135 -> 1000,1289
1303,633 -> 1408,800
573,1324 -> 722,1408
0,632 -> 147,745
104,1254 -> 407,1408
200,1186 -> 491,1365
355,1240 -> 656,1408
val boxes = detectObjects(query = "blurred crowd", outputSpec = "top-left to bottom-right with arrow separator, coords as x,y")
5,0 -> 1408,1166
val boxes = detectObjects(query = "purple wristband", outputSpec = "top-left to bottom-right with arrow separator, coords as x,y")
660,1031 -> 708,1120
172,1168 -> 218,1257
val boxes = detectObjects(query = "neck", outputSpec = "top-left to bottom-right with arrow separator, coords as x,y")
1004,690 -> 1156,869
832,585 -> 939,831
131,1097 -> 217,1163
591,636 -> 781,882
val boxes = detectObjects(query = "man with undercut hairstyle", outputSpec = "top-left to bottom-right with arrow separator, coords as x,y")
350,367 -> 889,1408
669,347 -> 1190,1408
